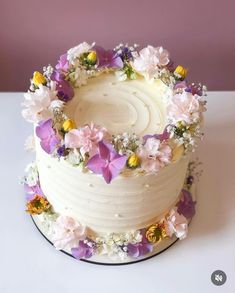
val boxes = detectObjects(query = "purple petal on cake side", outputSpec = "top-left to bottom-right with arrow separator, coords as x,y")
177,189 -> 196,219
36,119 -> 60,154
86,141 -> 127,183
50,71 -> 74,102
127,232 -> 153,258
71,239 -> 94,260
24,183 -> 44,201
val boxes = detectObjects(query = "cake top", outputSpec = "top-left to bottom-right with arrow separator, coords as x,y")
22,42 -> 207,183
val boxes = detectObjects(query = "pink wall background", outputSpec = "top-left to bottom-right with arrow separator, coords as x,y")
1,0 -> 234,91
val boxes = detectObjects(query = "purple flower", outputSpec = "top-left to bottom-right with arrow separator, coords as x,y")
118,47 -> 133,62
57,145 -> 66,157
174,80 -> 188,90
55,54 -> 69,73
36,119 -> 60,154
127,232 -> 153,258
185,84 -> 203,96
86,141 -> 127,184
94,46 -> 123,68
177,189 -> 196,219
51,71 -> 74,102
24,183 -> 44,202
71,239 -> 94,260
143,126 -> 170,145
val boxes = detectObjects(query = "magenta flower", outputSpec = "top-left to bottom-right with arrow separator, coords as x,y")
55,54 -> 69,73
177,189 -> 196,219
127,232 -> 153,258
36,119 -> 60,154
86,141 -> 127,183
51,71 -> 74,102
143,126 -> 170,145
94,46 -> 123,68
71,239 -> 94,260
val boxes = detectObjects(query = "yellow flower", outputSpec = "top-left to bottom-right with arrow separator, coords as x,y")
62,119 -> 76,132
126,153 -> 140,169
32,71 -> 47,86
26,195 -> 51,215
87,51 -> 97,65
174,65 -> 188,79
172,145 -> 184,162
146,224 -> 167,243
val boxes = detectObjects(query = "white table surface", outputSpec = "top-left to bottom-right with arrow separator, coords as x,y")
0,92 -> 235,293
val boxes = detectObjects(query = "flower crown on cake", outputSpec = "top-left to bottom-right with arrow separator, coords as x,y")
22,42 -> 207,184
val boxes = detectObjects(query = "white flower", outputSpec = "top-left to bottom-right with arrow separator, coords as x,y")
164,209 -> 188,240
22,82 -> 57,123
24,135 -> 35,152
115,70 -> 127,81
49,99 -> 65,111
66,149 -> 83,165
67,42 -> 94,64
52,215 -> 86,250
68,67 -> 88,88
132,45 -> 169,81
167,91 -> 200,124
24,162 -> 38,186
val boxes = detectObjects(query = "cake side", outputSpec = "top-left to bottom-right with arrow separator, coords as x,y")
36,136 -> 190,233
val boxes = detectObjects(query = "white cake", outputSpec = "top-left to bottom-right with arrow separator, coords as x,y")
22,42 -> 206,263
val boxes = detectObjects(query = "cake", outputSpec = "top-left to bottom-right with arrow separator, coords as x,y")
22,42 -> 207,264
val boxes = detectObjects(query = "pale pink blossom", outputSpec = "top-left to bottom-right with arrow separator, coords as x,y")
167,91 -> 200,124
52,215 -> 86,250
22,82 -> 57,123
64,123 -> 107,157
132,46 -> 169,81
164,209 -> 188,240
137,137 -> 172,173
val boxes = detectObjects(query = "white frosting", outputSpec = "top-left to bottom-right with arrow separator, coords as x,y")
65,73 -> 171,135
35,73 -> 190,234
36,144 -> 189,233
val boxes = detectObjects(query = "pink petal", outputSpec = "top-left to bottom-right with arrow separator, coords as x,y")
86,154 -> 106,174
101,166 -> 112,184
98,141 -> 111,160
110,155 -> 127,170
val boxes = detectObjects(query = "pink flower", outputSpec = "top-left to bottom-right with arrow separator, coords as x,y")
64,123 -> 107,157
52,215 -> 86,250
164,209 -> 188,240
132,46 -> 169,81
22,82 -> 57,123
167,91 -> 200,124
138,137 -> 172,173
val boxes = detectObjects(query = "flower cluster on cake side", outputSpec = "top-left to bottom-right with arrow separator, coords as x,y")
22,161 -> 199,261
22,42 -> 207,184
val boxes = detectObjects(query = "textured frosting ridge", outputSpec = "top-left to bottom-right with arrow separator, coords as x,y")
36,140 -> 189,233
